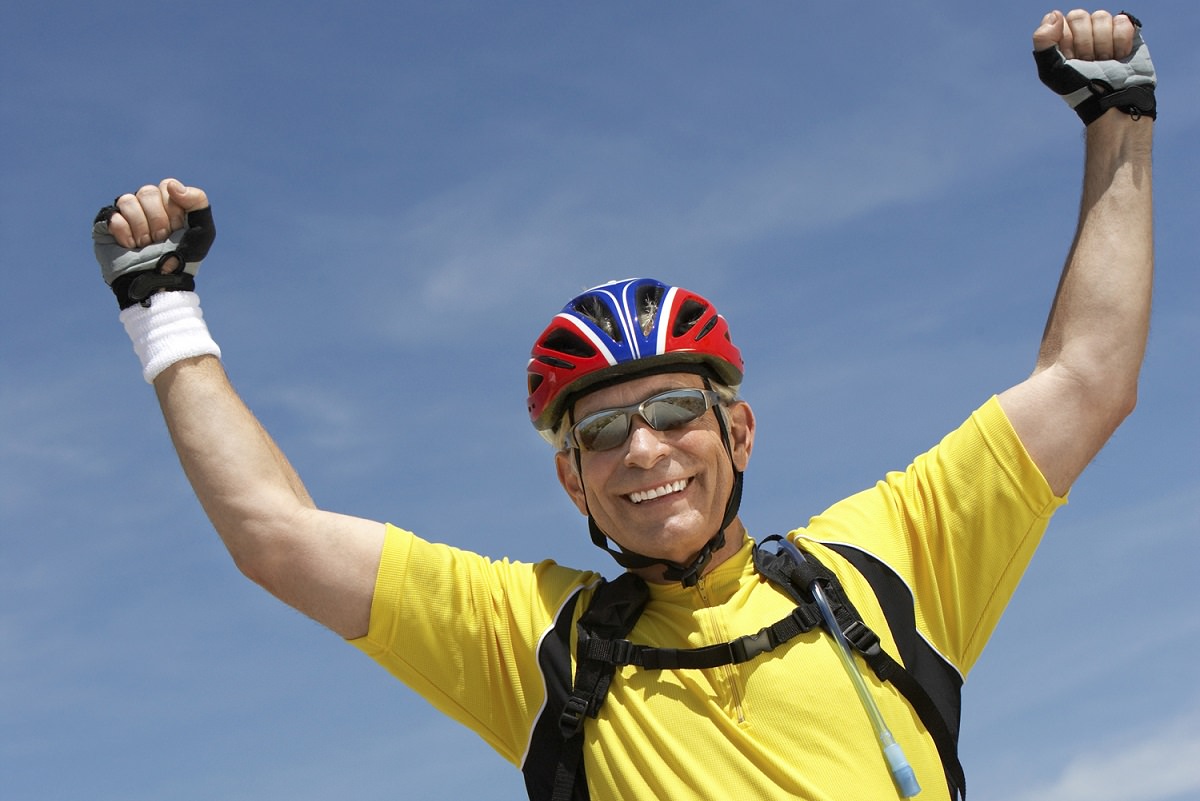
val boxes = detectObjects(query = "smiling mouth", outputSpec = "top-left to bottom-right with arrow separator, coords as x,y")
626,478 -> 690,504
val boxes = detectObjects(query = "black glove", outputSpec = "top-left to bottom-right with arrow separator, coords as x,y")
92,204 -> 216,310
1034,11 -> 1157,125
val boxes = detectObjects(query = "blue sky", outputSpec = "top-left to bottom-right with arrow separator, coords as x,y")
3,2 -> 1198,799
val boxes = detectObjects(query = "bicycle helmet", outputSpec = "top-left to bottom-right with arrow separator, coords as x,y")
527,278 -> 744,438
527,278 -> 746,586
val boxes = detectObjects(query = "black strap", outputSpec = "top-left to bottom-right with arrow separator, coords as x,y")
524,590 -> 584,801
756,536 -> 965,799
827,543 -> 967,801
836,597 -> 965,799
531,541 -> 967,801
109,269 -> 196,309
583,471 -> 741,588
545,573 -> 648,801
576,602 -> 822,670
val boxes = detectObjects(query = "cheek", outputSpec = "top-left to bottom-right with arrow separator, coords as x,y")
567,454 -> 625,512
583,460 -> 621,501
555,453 -> 589,515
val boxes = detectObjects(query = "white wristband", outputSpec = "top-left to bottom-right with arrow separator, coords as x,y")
119,291 -> 221,383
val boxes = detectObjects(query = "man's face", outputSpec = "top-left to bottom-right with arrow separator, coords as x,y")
555,372 -> 754,572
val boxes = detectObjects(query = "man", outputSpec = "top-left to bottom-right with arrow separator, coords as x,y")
92,9 -> 1154,800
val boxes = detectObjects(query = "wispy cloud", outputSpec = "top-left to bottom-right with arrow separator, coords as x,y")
5,4 -> 1196,801
1007,705 -> 1200,801
269,108 -> 1013,353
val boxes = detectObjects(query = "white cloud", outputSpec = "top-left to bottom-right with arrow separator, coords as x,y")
269,112 -> 993,355
1008,710 -> 1200,801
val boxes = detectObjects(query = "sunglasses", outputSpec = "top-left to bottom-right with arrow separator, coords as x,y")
566,388 -> 724,452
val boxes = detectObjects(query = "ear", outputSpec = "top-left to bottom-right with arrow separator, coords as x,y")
725,401 -> 756,472
555,450 -> 590,516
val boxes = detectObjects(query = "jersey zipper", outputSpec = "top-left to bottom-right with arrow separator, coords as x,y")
696,575 -> 748,724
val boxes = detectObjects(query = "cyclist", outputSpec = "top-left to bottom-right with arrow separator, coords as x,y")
92,9 -> 1154,799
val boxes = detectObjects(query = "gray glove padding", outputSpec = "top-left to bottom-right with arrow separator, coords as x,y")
1034,12 -> 1156,125
93,205 -> 216,309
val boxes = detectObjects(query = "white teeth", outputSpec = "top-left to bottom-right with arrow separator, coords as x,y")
628,479 -> 688,504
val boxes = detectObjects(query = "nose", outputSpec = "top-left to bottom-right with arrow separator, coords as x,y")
624,416 -> 670,468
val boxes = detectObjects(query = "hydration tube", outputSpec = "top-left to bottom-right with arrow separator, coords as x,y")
777,538 -> 922,798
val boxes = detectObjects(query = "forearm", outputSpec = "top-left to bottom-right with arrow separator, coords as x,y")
1036,110 -> 1154,414
95,182 -> 383,637
1000,109 -> 1153,494
154,354 -> 316,570
1001,10 -> 1158,495
152,350 -> 383,638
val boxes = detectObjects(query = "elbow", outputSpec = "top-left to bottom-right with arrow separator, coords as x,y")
1088,376 -> 1140,438
223,530 -> 275,591
1105,368 -> 1141,426
214,515 -> 297,597
230,546 -> 272,589
1117,384 -> 1139,422
1056,350 -> 1143,430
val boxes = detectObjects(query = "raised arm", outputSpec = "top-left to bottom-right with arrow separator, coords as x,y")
96,179 -> 384,639
999,10 -> 1155,497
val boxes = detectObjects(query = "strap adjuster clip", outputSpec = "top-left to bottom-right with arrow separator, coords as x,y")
730,629 -> 773,664
558,694 -> 589,739
842,620 -> 882,658
607,638 -> 635,666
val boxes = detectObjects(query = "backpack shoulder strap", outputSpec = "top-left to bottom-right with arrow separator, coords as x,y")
524,543 -> 967,801
790,539 -> 967,801
523,573 -> 648,801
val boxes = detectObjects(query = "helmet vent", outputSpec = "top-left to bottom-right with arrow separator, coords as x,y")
672,299 -> 709,338
573,297 -> 623,343
536,354 -> 577,370
694,314 -> 719,341
635,284 -> 665,336
541,328 -> 596,359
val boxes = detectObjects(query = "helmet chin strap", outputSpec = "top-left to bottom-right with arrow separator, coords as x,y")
574,379 -> 744,588
585,470 -> 742,587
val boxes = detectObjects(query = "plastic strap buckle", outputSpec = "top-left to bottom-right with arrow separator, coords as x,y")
842,620 -> 883,658
606,638 -> 636,666
558,694 -> 590,739
730,629 -> 773,664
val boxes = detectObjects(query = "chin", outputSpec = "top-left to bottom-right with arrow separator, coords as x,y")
622,527 -> 714,564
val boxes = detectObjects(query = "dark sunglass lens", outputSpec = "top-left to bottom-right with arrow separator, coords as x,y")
578,411 -> 631,451
643,393 -> 708,431
574,391 -> 712,450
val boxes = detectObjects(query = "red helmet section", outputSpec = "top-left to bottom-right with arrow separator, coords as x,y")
527,279 -> 744,434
